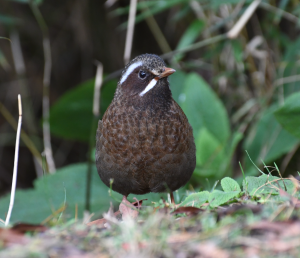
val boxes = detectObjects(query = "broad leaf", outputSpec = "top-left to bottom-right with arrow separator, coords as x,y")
0,163 -> 119,224
179,191 -> 209,208
244,104 -> 299,171
243,174 -> 295,197
274,92 -> 300,139
195,127 -> 225,177
49,79 -> 117,142
221,177 -> 241,192
209,190 -> 239,208
174,20 -> 205,61
180,73 -> 230,144
169,71 -> 187,104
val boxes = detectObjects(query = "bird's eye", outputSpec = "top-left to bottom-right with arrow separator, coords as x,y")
138,70 -> 146,79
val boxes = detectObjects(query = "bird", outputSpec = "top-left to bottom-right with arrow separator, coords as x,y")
95,53 -> 196,205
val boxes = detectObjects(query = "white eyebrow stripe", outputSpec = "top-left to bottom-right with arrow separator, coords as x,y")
120,61 -> 143,85
139,78 -> 158,96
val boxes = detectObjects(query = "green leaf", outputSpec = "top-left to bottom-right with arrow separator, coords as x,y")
274,92 -> 300,139
49,78 -> 117,142
244,104 -> 299,171
243,174 -> 295,197
180,73 -> 230,144
221,177 -> 241,192
174,20 -> 205,61
169,71 -> 187,104
209,190 -> 239,208
0,163 -> 120,224
195,127 -> 225,177
179,191 -> 209,208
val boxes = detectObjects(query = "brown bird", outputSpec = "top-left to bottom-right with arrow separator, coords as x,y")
96,54 -> 195,204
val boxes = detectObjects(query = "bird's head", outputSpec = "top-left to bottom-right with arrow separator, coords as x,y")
116,54 -> 176,99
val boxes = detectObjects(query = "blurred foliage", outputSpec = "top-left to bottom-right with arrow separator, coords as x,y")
0,163 -> 113,224
49,78 -> 117,142
275,92 -> 300,139
1,0 -> 300,223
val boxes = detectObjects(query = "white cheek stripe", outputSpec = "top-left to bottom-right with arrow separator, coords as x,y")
139,78 -> 158,96
120,61 -> 143,85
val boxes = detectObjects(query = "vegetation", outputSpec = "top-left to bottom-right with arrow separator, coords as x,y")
1,0 -> 300,256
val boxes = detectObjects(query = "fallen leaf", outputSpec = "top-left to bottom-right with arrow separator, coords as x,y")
119,197 -> 139,220
11,223 -> 48,233
171,206 -> 204,216
0,228 -> 29,246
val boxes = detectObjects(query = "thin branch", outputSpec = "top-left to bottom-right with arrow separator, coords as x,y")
189,1 -> 206,20
160,34 -> 227,60
5,95 -> 22,227
0,37 -> 11,42
0,101 -> 42,167
93,62 -> 103,116
85,62 -> 104,211
30,2 -> 56,173
10,31 -> 25,75
259,2 -> 299,24
124,0 -> 137,65
227,0 -> 262,39
280,143 -> 300,174
141,0 -> 172,54
274,75 -> 300,88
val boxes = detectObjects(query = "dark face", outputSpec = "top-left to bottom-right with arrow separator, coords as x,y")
117,54 -> 176,99
120,65 -> 156,97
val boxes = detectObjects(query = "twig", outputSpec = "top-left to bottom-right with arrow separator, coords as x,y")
189,1 -> 206,20
274,163 -> 287,192
141,0 -> 172,54
124,0 -> 137,65
10,30 -> 43,177
85,62 -> 103,211
274,75 -> 300,88
281,143 -> 300,173
10,31 -> 25,75
93,62 -> 103,116
259,2 -> 299,24
227,0 -> 262,39
30,1 -> 56,173
160,34 -> 227,60
0,102 -> 42,167
5,95 -> 22,227
252,177 -> 293,197
0,37 -> 11,42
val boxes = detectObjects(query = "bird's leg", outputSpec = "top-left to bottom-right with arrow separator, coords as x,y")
133,197 -> 141,209
170,192 -> 175,204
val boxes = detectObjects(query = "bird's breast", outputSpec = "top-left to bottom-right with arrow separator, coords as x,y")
101,100 -> 191,168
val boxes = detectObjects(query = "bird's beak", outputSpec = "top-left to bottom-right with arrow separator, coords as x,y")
158,67 -> 176,79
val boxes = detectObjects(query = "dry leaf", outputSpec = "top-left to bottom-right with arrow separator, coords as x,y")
171,206 -> 204,216
0,228 -> 29,246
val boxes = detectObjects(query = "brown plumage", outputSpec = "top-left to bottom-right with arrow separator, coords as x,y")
96,54 -> 195,198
